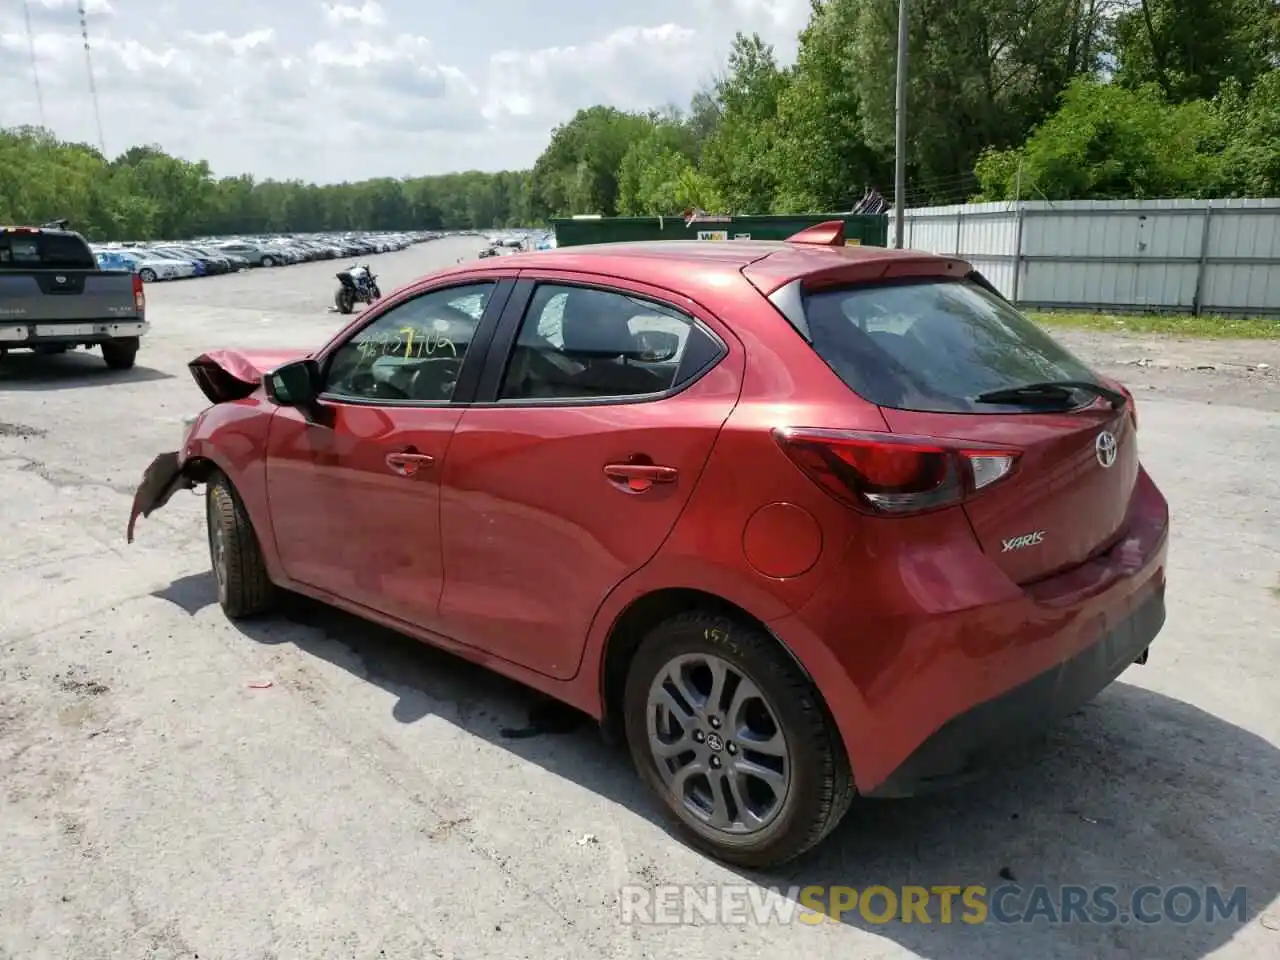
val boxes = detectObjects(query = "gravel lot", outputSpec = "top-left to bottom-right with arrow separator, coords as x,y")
1,235 -> 1276,960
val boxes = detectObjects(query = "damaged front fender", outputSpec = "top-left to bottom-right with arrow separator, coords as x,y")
129,346 -> 308,543
126,451 -> 200,543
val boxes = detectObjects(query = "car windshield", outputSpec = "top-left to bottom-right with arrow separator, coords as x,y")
798,278 -> 1100,414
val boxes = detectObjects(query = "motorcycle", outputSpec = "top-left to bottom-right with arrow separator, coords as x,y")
334,263 -> 381,314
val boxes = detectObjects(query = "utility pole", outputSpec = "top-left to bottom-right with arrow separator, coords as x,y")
893,0 -> 909,248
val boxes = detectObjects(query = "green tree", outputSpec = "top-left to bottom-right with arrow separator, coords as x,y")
0,126 -> 537,240
697,32 -> 790,212
1111,0 -> 1277,102
851,0 -> 1111,202
528,106 -> 655,217
973,79 -> 1226,200
769,0 -> 890,212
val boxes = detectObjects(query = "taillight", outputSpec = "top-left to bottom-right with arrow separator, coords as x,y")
772,428 -> 1020,516
132,272 -> 145,310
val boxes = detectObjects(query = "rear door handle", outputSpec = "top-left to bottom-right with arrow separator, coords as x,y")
385,451 -> 434,477
604,462 -> 678,492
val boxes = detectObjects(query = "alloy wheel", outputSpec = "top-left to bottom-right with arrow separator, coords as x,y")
645,653 -> 791,836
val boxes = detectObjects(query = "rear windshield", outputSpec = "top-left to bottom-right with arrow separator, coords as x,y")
0,231 -> 96,270
800,278 -> 1099,414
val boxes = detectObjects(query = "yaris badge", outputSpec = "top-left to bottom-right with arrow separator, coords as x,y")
1095,431 -> 1118,468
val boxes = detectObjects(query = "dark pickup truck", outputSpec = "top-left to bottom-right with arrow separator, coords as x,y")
0,224 -> 147,369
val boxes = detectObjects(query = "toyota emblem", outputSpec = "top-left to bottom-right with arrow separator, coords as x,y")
55,275 -> 66,283
1095,431 -> 1118,468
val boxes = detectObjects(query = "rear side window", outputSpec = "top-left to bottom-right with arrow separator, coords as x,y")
800,279 -> 1098,413
0,232 -> 96,269
499,283 -> 719,402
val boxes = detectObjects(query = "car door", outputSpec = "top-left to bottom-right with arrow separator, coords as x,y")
436,273 -> 743,680
265,277 -> 513,628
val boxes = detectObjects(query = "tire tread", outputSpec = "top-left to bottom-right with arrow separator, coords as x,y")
208,473 -> 274,618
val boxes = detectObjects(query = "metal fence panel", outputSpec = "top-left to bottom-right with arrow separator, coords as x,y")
891,198 -> 1280,315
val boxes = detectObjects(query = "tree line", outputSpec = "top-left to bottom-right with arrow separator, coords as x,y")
2,0 -> 1276,241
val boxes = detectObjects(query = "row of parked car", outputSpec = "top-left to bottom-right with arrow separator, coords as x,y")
91,231 -> 442,283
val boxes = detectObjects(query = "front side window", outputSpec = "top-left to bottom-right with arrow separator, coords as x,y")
324,282 -> 495,403
500,283 -> 708,401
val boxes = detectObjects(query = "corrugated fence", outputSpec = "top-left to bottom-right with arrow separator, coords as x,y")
889,198 -> 1280,315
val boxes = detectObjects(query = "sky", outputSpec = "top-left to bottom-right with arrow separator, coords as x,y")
0,0 -> 812,183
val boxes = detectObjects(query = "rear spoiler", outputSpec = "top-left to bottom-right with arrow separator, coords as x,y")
785,221 -> 847,246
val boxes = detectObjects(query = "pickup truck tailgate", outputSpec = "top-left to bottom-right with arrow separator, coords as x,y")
0,271 -> 141,323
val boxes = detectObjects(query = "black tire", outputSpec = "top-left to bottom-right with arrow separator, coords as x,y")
623,611 -> 854,869
261,255 -> 275,267
335,288 -> 355,314
370,284 -> 382,300
101,337 -> 139,370
206,471 -> 274,619
138,268 -> 157,283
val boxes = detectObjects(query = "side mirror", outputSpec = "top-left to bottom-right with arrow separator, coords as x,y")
630,329 -> 680,363
264,358 -> 320,410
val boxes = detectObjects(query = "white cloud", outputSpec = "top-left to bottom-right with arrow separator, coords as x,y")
484,25 -> 706,127
0,0 -> 811,182
321,1 -> 384,27
27,0 -> 115,17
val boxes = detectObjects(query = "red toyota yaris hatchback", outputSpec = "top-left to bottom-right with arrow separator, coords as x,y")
128,224 -> 1168,868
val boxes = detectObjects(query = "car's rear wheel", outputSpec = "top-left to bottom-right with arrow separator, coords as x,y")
623,611 -> 854,869
206,471 -> 274,619
261,256 -> 275,267
101,337 -> 138,370
138,268 -> 157,283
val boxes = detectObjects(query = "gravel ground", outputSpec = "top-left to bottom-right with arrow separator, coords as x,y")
1,236 -> 1276,960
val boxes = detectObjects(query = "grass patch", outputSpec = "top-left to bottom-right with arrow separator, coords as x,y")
1029,311 -> 1280,339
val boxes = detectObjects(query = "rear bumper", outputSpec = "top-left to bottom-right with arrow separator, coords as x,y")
774,466 -> 1170,796
864,584 -> 1165,797
0,320 -> 148,345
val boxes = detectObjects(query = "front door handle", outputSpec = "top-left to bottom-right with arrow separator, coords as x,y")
385,451 -> 434,477
604,462 -> 678,492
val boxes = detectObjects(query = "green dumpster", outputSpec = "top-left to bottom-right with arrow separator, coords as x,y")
551,213 -> 889,248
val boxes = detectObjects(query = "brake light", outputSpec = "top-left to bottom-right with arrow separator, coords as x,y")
132,272 -> 145,310
773,428 -> 1020,516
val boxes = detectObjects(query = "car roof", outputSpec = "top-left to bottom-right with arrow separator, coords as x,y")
0,226 -> 83,239
452,240 -> 969,299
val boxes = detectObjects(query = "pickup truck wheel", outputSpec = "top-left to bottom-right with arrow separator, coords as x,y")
206,472 -> 274,619
101,337 -> 139,370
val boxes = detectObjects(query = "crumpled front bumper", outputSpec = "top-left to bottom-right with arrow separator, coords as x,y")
126,451 -> 196,543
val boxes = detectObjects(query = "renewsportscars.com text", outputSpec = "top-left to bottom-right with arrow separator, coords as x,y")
618,884 -> 1248,926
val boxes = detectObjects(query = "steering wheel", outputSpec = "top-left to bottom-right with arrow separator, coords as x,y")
346,370 -> 412,401
408,356 -> 463,401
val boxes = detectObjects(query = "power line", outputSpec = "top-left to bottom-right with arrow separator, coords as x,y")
77,1 -> 107,155
22,0 -> 47,128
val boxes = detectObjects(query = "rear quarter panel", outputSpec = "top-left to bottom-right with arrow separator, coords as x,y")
575,274 -> 888,722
